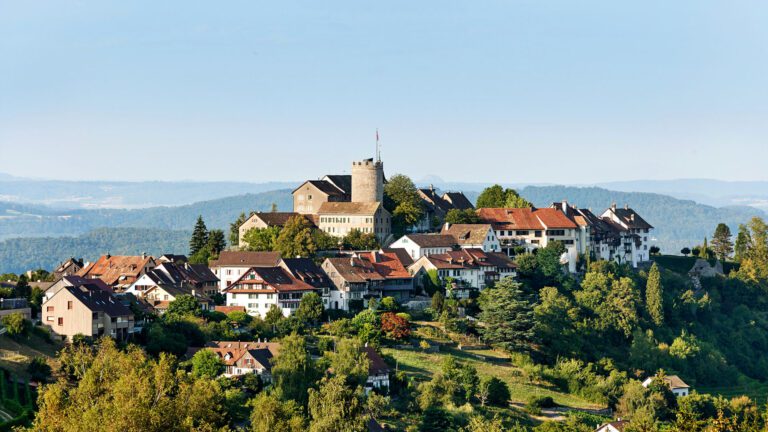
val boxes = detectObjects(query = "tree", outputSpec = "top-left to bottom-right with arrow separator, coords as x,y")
1,312 -> 29,338
275,215 -> 318,258
649,246 -> 660,256
326,338 -> 369,386
381,312 -> 411,340
230,212 -> 248,246
33,338 -> 227,430
191,349 -> 224,379
645,263 -> 664,326
419,407 -> 453,432
476,184 -> 531,208
249,392 -> 306,432
272,333 -> 317,406
243,226 -> 281,251
476,376 -> 510,407
342,229 -> 379,250
711,223 -> 733,261
13,274 -> 30,299
165,294 -> 202,317
295,292 -> 324,326
384,174 -> 424,234
698,237 -> 709,259
444,209 -> 480,225
734,224 -> 750,262
307,375 -> 367,432
680,247 -> 691,257
27,357 -> 52,383
189,215 -> 209,256
206,229 -> 227,256
478,278 -> 535,352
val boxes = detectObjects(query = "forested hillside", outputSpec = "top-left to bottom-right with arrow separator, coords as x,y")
0,228 -> 190,273
0,190 -> 293,241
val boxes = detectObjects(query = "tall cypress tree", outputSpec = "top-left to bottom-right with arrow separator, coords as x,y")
189,216 -> 209,256
646,263 -> 664,326
699,237 -> 709,259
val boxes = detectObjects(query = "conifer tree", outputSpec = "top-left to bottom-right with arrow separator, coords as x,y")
646,263 -> 664,326
229,212 -> 247,246
734,224 -> 750,262
477,278 -> 535,352
699,237 -> 709,259
711,223 -> 734,262
189,215 -> 209,256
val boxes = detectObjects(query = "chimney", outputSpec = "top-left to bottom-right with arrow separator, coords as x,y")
350,257 -> 355,267
625,203 -> 629,210
443,222 -> 451,231
142,252 -> 147,260
611,202 -> 617,211
191,289 -> 196,297
429,184 -> 434,192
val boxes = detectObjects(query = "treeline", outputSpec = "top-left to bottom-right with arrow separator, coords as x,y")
0,228 -> 190,273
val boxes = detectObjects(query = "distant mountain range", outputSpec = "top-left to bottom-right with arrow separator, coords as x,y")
0,183 -> 763,274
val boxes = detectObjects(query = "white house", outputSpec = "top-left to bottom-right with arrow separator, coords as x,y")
595,420 -> 628,432
388,233 -> 456,260
209,251 -> 282,292
439,223 -> 501,253
642,375 -> 690,397
364,347 -> 391,393
223,266 -> 318,317
601,204 -> 654,268
195,341 -> 280,380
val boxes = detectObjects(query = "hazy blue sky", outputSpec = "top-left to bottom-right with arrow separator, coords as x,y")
1,1 -> 767,184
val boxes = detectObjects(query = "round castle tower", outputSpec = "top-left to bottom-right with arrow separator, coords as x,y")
351,158 -> 384,203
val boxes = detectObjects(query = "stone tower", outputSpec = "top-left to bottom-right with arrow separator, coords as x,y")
351,158 -> 384,203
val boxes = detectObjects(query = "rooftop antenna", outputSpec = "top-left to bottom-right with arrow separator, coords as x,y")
375,128 -> 381,162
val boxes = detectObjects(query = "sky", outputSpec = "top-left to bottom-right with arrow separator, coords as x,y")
1,1 -> 767,184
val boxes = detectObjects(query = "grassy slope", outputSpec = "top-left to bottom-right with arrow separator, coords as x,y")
0,332 -> 61,380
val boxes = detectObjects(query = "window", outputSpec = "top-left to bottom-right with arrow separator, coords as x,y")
46,306 -> 54,312
67,301 -> 73,310
535,231 -> 542,237
517,230 -> 529,236
57,317 -> 63,326
546,230 -> 565,236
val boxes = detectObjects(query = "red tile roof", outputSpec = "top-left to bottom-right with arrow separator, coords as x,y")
210,251 -> 282,268
477,208 -> 576,230
78,255 -> 155,286
224,267 -> 317,293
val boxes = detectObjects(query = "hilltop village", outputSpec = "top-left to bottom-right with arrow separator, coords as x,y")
2,156 -> 766,432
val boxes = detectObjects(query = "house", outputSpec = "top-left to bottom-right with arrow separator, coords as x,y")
126,261 -> 219,297
413,185 -> 474,232
77,254 -> 156,291
596,420 -> 628,432
364,347 -> 390,392
409,248 -> 517,297
43,275 -> 112,302
156,254 -> 188,264
209,251 -> 282,292
194,341 -> 280,379
440,223 -> 501,253
279,258 -> 334,309
52,257 -> 84,280
601,204 -> 654,267
321,251 -> 414,311
237,212 -> 316,248
317,202 -> 392,243
293,180 -> 351,215
42,285 -> 133,342
642,375 -> 690,397
224,266 -> 319,317
476,207 -> 579,271
388,233 -> 456,260
143,284 -> 214,314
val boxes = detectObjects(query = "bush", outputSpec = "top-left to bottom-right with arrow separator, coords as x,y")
1,313 -> 30,338
27,357 -> 51,383
526,395 -> 556,413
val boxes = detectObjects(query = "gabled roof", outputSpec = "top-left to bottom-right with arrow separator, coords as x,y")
60,275 -> 113,293
441,224 -> 494,245
210,251 -> 281,268
280,258 -> 331,288
477,208 -> 577,230
442,192 -> 474,210
597,420 -> 628,432
610,207 -> 654,230
380,248 -> 415,267
62,286 -> 132,317
54,257 -> 84,274
400,233 -> 457,248
324,257 -> 386,284
247,212 -> 314,228
322,175 -> 352,196
224,266 -> 317,293
201,341 -> 281,370
418,249 -> 516,270
364,347 -> 390,375
77,255 -> 155,286
214,305 -> 246,314
144,284 -> 212,303
293,179 -> 348,198
317,201 -> 382,215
